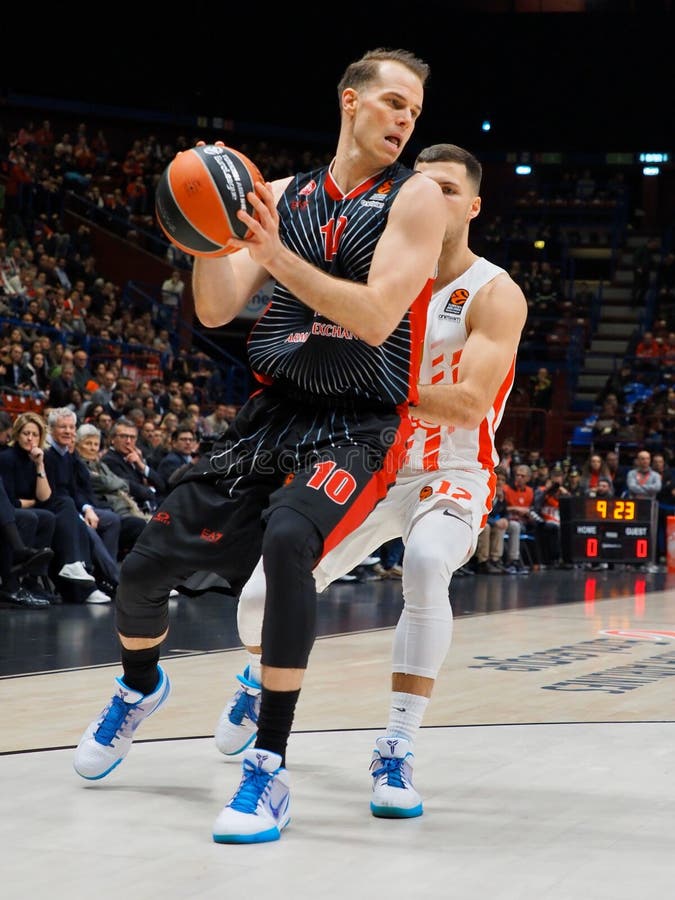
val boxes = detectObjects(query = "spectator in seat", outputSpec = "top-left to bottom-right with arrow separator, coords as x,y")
580,452 -> 612,495
159,269 -> 185,328
529,366 -> 553,411
604,449 -> 627,497
157,425 -> 198,489
626,449 -> 662,501
44,407 -> 119,599
591,396 -> 621,450
48,361 -> 77,408
0,411 -> 109,604
72,348 -> 94,393
136,419 -> 157,459
101,417 -> 166,513
203,402 -> 237,438
0,465 -> 54,608
26,349 -> 51,396
498,435 -> 521,486
503,464 -> 538,572
89,369 -> 117,408
564,468 -> 584,497
102,388 -> 128,421
74,424 -> 148,559
634,331 -> 662,382
532,465 -> 570,567
1,343 -> 33,392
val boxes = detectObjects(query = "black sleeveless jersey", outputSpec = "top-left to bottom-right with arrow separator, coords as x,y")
246,162 -> 432,408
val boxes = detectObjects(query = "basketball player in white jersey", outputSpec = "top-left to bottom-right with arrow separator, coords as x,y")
216,143 -> 528,818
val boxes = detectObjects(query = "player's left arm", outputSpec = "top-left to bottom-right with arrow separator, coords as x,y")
415,274 -> 527,430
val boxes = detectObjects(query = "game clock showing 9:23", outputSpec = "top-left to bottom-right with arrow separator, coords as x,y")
560,496 -> 657,564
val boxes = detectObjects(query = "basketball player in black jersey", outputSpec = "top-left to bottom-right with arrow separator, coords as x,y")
74,47 -> 446,844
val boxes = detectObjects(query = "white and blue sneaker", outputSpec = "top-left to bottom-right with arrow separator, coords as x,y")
214,665 -> 261,755
212,748 -> 291,844
73,665 -> 171,780
369,736 -> 423,818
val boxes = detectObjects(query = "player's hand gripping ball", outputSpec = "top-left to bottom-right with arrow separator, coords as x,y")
155,144 -> 264,257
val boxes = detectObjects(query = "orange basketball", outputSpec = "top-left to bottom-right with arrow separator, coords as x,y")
155,144 -> 264,257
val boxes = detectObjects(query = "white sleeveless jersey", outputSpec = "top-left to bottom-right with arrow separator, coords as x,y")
400,257 -> 515,478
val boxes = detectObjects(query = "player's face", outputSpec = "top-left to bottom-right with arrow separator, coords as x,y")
415,160 -> 480,241
350,61 -> 424,164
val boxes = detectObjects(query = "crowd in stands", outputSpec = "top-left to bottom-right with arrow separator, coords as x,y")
460,437 -> 673,577
343,433 -> 673,585
1,114 -> 674,606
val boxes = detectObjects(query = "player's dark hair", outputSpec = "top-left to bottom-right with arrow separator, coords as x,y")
414,144 -> 483,194
338,48 -> 430,100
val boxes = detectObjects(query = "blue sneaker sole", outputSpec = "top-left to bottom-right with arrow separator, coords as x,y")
370,802 -> 423,818
212,819 -> 290,844
74,757 -> 124,781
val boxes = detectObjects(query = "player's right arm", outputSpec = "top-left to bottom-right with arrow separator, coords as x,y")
415,273 -> 527,430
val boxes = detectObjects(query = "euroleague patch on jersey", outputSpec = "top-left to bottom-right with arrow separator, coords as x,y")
419,485 -> 434,501
442,288 -> 470,316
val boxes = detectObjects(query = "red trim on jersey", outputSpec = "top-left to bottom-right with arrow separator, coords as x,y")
321,413 -> 413,558
476,355 -> 516,470
252,370 -> 274,387
324,167 -> 384,201
422,427 -> 442,471
493,357 -> 516,417
407,276 -> 434,406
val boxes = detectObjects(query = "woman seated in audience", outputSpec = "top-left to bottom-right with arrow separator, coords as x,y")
74,423 -> 148,558
26,349 -> 52,397
0,411 -> 104,603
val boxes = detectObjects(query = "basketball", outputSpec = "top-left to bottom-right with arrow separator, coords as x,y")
155,144 -> 264,257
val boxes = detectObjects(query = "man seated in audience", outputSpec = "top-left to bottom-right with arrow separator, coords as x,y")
203,402 -> 237,438
502,463 -> 539,572
157,424 -> 198,489
101,417 -> 166,513
44,407 -> 121,595
532,465 -> 570,568
604,449 -> 627,497
626,449 -> 661,500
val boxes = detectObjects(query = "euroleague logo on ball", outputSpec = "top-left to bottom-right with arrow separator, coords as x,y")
155,144 -> 264,258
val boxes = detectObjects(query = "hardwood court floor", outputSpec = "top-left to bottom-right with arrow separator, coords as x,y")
2,566 -> 674,900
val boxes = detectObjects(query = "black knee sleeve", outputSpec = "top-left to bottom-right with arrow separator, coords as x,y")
260,507 -> 322,669
115,550 -> 172,639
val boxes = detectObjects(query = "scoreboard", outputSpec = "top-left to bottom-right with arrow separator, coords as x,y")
559,496 -> 657,564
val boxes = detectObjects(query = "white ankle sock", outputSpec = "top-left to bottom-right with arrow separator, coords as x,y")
247,653 -> 262,686
386,692 -> 429,745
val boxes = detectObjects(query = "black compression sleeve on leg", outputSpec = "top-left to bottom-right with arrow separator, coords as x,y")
260,507 -> 322,669
255,687 -> 301,767
121,644 -> 161,695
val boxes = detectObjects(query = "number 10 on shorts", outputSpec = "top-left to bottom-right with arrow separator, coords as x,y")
307,460 -> 357,505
